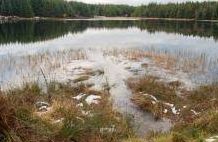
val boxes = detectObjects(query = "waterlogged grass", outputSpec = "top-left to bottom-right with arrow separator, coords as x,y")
128,76 -> 182,120
128,75 -> 218,141
0,49 -> 87,90
0,82 -> 134,142
150,110 -> 218,142
106,48 -> 218,76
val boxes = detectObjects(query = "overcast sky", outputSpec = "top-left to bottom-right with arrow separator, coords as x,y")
67,0 -> 215,6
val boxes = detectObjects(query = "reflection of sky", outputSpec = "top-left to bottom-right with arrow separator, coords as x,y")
0,27 -> 218,58
1,27 -> 218,88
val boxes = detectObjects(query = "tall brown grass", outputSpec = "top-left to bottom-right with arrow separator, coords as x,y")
0,82 -> 134,142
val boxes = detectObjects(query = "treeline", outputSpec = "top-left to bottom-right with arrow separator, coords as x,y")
0,0 -> 218,20
0,0 -> 134,18
133,2 -> 218,20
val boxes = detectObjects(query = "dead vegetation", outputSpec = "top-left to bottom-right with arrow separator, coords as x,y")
128,76 -> 182,121
0,82 -> 134,142
0,49 -> 87,90
128,75 -> 218,141
129,75 -> 218,122
104,48 -> 218,75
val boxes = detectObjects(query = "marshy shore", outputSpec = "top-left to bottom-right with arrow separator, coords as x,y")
1,48 -> 218,141
1,17 -> 218,141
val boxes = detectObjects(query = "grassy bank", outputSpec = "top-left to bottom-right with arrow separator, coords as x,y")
128,75 -> 218,141
0,82 -> 134,142
150,110 -> 218,142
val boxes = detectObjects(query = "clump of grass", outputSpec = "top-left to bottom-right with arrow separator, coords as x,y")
0,95 -> 17,142
1,83 -> 59,141
128,75 -> 218,122
128,75 -> 218,141
152,109 -> 218,142
0,82 -> 134,142
128,76 -> 179,103
0,85 -> 55,142
128,76 -> 183,120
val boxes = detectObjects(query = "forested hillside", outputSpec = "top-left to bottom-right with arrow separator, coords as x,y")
0,0 -> 134,18
0,0 -> 218,20
132,2 -> 218,20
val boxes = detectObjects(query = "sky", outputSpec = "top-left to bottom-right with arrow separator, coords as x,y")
67,0 -> 215,6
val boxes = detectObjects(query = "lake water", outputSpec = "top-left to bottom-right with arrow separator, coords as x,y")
1,20 -> 218,135
1,20 -> 218,88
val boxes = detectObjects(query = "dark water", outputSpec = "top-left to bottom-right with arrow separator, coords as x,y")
1,20 -> 218,44
1,20 -> 218,88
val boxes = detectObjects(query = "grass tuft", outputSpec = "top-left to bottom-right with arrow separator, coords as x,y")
128,75 -> 218,141
0,82 -> 134,142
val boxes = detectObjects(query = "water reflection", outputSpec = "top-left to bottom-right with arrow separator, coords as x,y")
1,20 -> 218,44
0,20 -> 218,89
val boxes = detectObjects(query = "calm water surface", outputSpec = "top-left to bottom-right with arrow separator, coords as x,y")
1,20 -> 218,88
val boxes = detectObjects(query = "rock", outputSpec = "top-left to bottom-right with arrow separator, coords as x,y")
53,118 -> 64,124
35,101 -> 49,112
38,106 -> 48,112
172,107 -> 180,115
85,95 -> 101,105
72,93 -> 86,101
36,101 -> 49,107
151,101 -> 156,104
163,109 -> 168,114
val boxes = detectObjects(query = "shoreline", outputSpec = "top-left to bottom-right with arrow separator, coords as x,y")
1,16 -> 218,22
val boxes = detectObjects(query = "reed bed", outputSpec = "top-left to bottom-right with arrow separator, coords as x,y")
104,48 -> 218,75
0,49 -> 87,90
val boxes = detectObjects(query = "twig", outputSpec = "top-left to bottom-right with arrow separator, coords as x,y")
105,77 -> 111,95
40,67 -> 51,103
